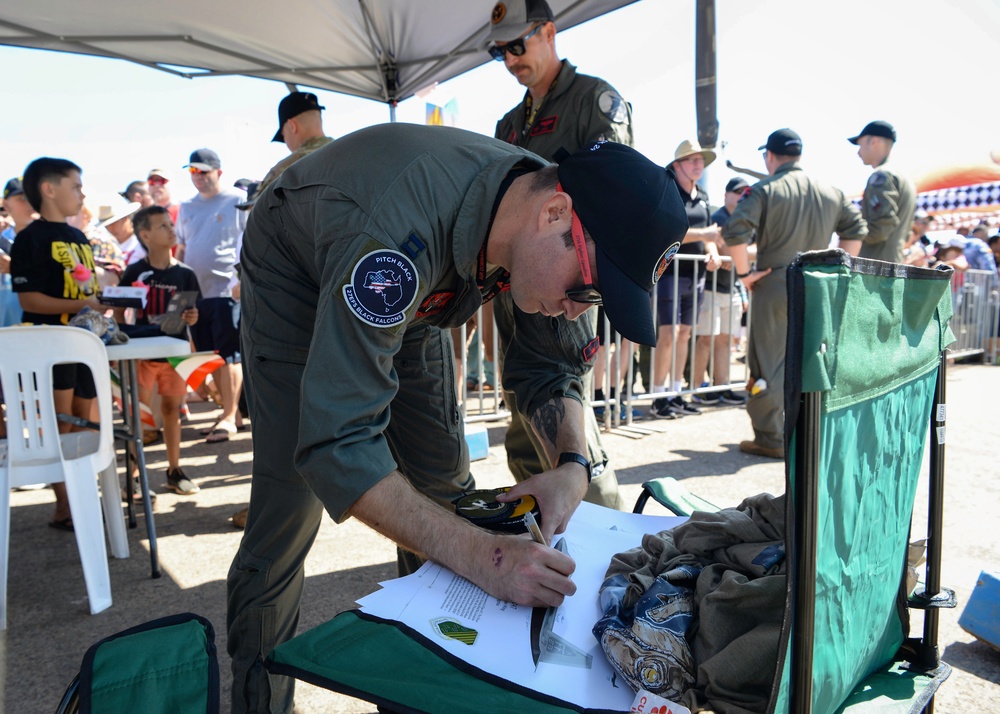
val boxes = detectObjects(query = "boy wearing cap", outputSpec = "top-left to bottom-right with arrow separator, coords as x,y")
226,124 -> 686,712
723,129 -> 866,459
485,0 -> 632,507
849,120 -> 916,264
9,157 -> 105,530
175,148 -> 246,443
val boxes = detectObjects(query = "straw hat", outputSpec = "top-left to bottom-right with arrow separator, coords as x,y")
672,139 -> 716,167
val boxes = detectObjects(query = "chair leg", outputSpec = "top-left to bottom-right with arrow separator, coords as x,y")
1,482 -> 10,630
99,461 -> 129,560
63,469 -> 113,615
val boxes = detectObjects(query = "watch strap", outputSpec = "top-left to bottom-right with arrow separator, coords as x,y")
556,452 -> 592,483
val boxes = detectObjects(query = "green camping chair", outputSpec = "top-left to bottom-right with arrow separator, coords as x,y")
55,613 -> 219,714
265,250 -> 955,713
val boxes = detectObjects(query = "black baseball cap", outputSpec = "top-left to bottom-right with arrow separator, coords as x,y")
234,178 -> 262,210
725,177 -> 749,193
488,0 -> 555,43
273,92 -> 325,143
184,148 -> 222,171
556,142 -> 688,347
848,120 -> 896,145
758,128 -> 803,156
3,178 -> 23,200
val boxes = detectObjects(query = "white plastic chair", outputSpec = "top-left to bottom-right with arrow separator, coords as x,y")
0,325 -> 128,630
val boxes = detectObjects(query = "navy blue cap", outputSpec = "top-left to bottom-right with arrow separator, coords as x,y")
725,177 -> 749,193
184,148 -> 221,171
3,177 -> 23,200
557,142 -> 688,346
758,128 -> 803,156
848,120 -> 896,145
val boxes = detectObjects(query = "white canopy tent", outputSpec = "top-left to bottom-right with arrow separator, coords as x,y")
0,0 -> 638,112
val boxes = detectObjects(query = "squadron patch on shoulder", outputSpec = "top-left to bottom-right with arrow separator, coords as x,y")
868,172 -> 888,188
598,89 -> 628,124
343,249 -> 419,328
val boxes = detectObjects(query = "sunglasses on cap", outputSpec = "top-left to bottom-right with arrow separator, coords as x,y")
561,196 -> 602,305
489,24 -> 542,61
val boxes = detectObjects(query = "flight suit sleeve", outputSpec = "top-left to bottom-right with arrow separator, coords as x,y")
835,193 -> 868,243
495,296 -> 592,418
862,172 -> 901,245
292,233 -> 432,522
722,187 -> 764,247
580,82 -> 634,148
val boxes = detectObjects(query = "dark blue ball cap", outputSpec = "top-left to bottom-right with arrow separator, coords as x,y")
556,141 -> 688,347
848,120 -> 896,145
184,148 -> 221,171
3,177 -> 24,200
758,128 -> 803,156
273,92 -> 325,142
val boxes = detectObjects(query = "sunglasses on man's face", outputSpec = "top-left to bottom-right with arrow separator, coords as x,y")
148,177 -> 168,186
489,24 -> 542,61
188,168 -> 212,175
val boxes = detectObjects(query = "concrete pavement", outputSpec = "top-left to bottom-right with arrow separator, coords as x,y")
2,364 -> 998,712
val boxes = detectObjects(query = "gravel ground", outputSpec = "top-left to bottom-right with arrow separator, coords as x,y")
1,364 -> 997,713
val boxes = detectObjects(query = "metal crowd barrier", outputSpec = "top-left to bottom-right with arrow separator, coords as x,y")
456,254 -> 751,431
947,268 -> 1000,362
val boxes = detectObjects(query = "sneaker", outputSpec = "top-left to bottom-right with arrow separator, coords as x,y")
669,396 -> 702,415
166,467 -> 200,495
620,404 -> 644,421
650,398 -> 683,419
719,390 -> 748,405
122,477 -> 157,505
691,391 -> 721,405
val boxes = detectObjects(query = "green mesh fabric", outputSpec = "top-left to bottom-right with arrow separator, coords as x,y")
772,253 -> 954,714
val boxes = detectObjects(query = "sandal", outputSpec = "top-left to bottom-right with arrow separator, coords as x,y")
48,517 -> 74,532
205,422 -> 237,443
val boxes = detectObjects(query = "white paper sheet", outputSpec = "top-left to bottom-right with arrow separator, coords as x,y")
358,502 -> 686,711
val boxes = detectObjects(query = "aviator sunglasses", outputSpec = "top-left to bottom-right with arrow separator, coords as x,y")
489,24 -> 542,61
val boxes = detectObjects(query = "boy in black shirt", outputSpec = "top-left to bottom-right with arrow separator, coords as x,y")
10,157 -> 103,530
115,206 -> 201,495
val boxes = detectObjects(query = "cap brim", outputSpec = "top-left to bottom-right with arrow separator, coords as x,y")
489,21 -> 537,43
184,162 -> 216,171
272,127 -> 284,143
595,245 -> 656,347
756,143 -> 767,151
847,134 -> 862,145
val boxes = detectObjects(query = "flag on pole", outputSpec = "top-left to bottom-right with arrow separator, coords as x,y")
109,367 -> 157,429
166,352 -> 226,391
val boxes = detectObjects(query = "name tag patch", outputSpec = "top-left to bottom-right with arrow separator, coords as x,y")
343,249 -> 419,328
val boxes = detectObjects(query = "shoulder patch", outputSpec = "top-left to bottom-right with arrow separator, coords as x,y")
582,337 -> 600,363
868,172 -> 888,188
342,249 -> 419,328
597,90 -> 628,124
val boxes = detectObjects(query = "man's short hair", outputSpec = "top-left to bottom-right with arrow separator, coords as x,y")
132,204 -> 170,237
22,157 -> 82,212
123,180 -> 148,201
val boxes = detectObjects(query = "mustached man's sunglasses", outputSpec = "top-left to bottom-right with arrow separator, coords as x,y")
489,24 -> 542,61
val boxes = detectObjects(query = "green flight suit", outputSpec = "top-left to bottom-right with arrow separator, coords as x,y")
722,162 -> 867,449
493,60 -> 633,509
228,124 -> 591,712
255,135 -> 334,200
858,162 -> 916,264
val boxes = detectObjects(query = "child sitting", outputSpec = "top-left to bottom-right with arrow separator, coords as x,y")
114,205 -> 202,496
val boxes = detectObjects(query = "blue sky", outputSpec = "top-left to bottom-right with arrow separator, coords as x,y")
2,0 -> 998,208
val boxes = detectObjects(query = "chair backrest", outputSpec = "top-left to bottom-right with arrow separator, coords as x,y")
0,325 -> 114,488
770,250 -> 955,714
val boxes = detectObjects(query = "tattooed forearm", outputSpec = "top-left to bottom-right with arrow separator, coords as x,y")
531,399 -> 566,446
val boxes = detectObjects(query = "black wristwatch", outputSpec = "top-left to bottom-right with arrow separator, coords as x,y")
557,452 -> 592,483
737,270 -> 752,279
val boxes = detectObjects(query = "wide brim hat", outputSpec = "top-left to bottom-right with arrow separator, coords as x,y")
671,139 -> 716,168
96,195 -> 141,227
557,141 -> 688,346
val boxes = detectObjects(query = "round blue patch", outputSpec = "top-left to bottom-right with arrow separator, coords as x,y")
342,249 -> 419,328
